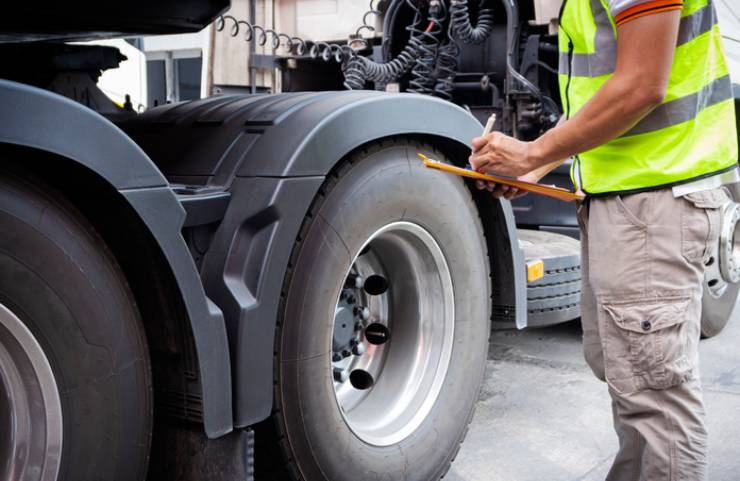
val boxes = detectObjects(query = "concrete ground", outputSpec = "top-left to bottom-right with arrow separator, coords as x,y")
447,313 -> 740,481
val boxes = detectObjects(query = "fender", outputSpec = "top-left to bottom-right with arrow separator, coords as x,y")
0,79 -> 233,438
120,91 -> 528,427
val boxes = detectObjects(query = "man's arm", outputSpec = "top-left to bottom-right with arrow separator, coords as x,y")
469,10 -> 682,178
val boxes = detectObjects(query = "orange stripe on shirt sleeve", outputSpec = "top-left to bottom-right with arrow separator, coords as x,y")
615,0 -> 683,27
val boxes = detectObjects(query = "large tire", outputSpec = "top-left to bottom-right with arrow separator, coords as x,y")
260,140 -> 491,481
0,172 -> 152,480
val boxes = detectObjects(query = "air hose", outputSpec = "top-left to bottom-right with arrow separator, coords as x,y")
449,0 -> 495,45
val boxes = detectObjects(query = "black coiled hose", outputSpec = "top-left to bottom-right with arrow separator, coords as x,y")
449,0 -> 495,45
344,0 -> 426,90
433,40 -> 460,99
215,1 -> 412,90
408,4 -> 445,95
216,14 -> 356,62
215,1 -> 389,64
343,45 -> 418,88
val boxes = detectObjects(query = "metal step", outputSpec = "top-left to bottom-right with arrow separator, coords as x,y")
519,229 -> 582,328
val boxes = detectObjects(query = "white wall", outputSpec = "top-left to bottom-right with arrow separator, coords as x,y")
292,0 -> 382,41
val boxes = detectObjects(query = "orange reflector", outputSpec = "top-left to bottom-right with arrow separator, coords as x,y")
527,260 -> 545,283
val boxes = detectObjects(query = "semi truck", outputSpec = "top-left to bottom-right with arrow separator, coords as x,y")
0,1 -> 737,481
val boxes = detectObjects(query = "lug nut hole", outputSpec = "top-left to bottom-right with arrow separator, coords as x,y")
364,275 -> 389,296
365,323 -> 390,345
349,369 -> 374,390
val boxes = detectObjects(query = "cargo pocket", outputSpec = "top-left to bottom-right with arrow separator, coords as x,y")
601,297 -> 694,394
681,188 -> 728,263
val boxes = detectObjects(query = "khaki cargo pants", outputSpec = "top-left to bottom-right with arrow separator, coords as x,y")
578,187 -> 729,481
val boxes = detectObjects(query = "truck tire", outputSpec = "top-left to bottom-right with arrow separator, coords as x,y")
0,172 -> 152,481
263,140 -> 491,481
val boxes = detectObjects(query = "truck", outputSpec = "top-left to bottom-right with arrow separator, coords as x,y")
0,1 -> 736,481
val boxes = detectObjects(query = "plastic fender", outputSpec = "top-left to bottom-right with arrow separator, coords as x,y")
0,80 -> 233,438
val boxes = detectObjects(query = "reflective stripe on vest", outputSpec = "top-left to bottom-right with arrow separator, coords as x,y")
558,0 -> 738,195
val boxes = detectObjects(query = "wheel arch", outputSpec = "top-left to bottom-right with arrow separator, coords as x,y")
273,91 -> 527,330
422,135 -> 528,331
0,79 -> 233,438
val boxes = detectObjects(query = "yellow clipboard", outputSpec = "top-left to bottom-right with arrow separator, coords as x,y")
418,153 -> 585,202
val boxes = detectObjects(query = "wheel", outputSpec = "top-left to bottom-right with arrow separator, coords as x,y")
0,172 -> 152,480
263,140 -> 491,480
701,183 -> 740,338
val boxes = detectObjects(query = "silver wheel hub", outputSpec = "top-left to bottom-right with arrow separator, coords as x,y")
331,221 -> 455,447
0,302 -> 63,481
719,201 -> 740,284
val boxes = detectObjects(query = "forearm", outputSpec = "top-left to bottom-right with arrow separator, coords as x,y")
527,117 -> 567,181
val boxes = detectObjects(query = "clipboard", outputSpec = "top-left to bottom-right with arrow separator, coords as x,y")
419,153 -> 585,202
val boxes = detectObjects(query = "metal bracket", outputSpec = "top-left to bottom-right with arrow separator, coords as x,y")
249,54 -> 282,70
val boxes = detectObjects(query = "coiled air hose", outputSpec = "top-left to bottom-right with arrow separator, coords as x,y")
449,0 -> 495,45
344,0 -> 427,90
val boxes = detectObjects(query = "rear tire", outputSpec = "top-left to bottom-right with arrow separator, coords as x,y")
0,171 -> 152,481
263,140 -> 491,480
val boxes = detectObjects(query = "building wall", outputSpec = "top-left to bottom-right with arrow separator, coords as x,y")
211,0 -> 380,93
212,0 -> 277,92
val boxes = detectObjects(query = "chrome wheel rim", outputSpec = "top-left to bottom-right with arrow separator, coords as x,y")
0,302 -> 63,481
331,221 -> 455,447
705,237 -> 730,300
701,185 -> 740,336
719,201 -> 740,285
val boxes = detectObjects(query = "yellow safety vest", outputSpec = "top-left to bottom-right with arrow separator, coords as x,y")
558,0 -> 738,195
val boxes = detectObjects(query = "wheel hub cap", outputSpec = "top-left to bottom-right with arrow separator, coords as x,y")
0,302 -> 63,481
331,221 -> 454,446
719,201 -> 740,284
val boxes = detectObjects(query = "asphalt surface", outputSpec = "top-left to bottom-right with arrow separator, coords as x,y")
447,311 -> 740,481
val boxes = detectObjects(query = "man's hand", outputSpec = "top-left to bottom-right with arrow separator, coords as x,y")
476,170 -> 543,199
469,132 -> 540,177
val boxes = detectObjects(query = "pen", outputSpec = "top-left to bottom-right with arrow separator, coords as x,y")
469,113 -> 496,172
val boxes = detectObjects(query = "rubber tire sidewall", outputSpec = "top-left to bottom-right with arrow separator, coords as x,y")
275,141 -> 491,481
0,172 -> 152,481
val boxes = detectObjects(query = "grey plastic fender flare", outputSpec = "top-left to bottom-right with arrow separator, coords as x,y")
0,79 -> 233,438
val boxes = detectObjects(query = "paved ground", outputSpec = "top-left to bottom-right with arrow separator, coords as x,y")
447,312 -> 740,481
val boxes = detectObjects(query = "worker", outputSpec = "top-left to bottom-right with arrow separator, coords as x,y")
469,0 -> 738,479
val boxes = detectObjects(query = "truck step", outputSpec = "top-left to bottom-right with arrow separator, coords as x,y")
519,229 -> 582,328
171,184 -> 231,227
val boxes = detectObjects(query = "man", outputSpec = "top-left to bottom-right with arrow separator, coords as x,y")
469,0 -> 738,479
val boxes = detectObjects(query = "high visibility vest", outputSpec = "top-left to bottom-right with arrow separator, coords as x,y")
558,0 -> 738,195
